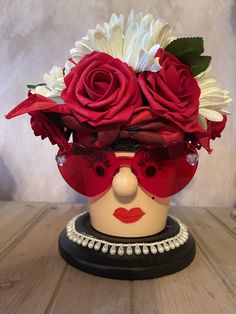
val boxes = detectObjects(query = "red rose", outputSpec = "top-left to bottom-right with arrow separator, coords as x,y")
62,51 -> 142,127
6,94 -> 71,150
30,111 -> 70,150
138,48 -> 201,133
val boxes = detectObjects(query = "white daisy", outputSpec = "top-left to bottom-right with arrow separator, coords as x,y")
197,70 -> 231,129
30,66 -> 65,103
68,10 -> 174,74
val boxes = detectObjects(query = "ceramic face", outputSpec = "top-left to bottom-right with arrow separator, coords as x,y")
57,144 -> 198,237
89,152 -> 170,237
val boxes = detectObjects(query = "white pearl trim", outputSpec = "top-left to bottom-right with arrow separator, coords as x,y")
66,211 -> 189,256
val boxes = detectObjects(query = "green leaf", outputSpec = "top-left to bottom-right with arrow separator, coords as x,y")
165,37 -> 204,57
180,55 -> 212,76
27,83 -> 46,89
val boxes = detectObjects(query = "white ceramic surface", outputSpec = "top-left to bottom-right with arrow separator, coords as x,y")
0,0 -> 235,206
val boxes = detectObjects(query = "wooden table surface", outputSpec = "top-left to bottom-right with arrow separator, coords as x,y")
0,201 -> 235,314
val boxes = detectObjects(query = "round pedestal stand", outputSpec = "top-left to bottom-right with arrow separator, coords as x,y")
58,211 -> 195,280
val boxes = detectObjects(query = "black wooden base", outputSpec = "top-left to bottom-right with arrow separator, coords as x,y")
58,212 -> 196,280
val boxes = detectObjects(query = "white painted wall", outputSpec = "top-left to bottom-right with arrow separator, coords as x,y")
0,0 -> 236,206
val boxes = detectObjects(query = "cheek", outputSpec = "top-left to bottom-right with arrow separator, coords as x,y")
153,196 -> 169,205
143,188 -> 169,205
88,188 -> 110,203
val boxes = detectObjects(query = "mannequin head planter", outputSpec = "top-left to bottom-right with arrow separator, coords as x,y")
6,11 -> 231,280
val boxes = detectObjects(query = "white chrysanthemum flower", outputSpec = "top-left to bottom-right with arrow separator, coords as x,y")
64,60 -> 76,76
196,71 -> 231,129
30,66 -> 65,103
68,10 -> 174,74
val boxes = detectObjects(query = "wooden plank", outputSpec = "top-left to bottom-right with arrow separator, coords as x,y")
0,203 -> 84,314
0,201 -> 49,256
0,201 -> 5,208
206,207 -> 236,235
171,206 -> 236,296
1,203 -> 235,313
132,208 -> 236,314
50,207 -> 236,314
133,247 -> 236,314
49,268 -> 131,314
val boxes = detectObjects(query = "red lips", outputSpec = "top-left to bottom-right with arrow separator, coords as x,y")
113,207 -> 145,224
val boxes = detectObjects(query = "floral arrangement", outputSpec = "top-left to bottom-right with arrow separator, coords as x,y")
6,11 -> 231,154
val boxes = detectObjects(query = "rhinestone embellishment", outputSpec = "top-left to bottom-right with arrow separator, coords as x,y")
66,212 -> 189,257
186,153 -> 199,166
56,154 -> 67,166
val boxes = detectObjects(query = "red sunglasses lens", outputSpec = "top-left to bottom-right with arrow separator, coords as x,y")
133,146 -> 198,197
56,147 -> 118,196
56,144 -> 198,198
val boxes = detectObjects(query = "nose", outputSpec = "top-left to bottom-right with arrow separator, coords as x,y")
112,167 -> 138,197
